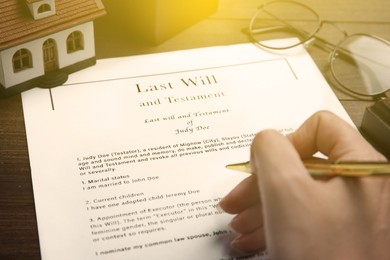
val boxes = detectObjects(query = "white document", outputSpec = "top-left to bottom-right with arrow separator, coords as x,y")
22,42 -> 352,260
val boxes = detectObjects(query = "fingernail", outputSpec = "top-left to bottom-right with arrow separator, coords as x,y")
228,216 -> 238,233
231,235 -> 253,256
216,202 -> 226,213
231,235 -> 244,251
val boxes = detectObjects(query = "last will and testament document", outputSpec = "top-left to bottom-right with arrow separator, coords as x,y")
21,42 -> 353,260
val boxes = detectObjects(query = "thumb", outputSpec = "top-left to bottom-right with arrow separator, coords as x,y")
250,129 -> 315,213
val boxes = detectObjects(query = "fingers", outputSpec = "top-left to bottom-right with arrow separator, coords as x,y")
287,111 -> 386,161
221,129 -> 315,255
218,173 -> 265,253
219,175 -> 259,214
229,203 -> 263,234
231,227 -> 266,253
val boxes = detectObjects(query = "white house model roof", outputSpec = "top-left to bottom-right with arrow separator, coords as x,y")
0,0 -> 106,50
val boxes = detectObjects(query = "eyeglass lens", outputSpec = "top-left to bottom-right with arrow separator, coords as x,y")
331,34 -> 390,96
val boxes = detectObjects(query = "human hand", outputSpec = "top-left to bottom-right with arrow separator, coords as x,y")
219,111 -> 389,260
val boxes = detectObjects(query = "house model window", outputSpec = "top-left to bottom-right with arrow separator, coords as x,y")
27,0 -> 56,20
38,4 -> 51,13
13,49 -> 33,73
67,31 -> 84,53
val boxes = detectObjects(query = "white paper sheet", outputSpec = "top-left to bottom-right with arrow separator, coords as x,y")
22,42 -> 352,260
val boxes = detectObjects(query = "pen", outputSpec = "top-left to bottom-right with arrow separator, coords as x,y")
226,160 -> 390,177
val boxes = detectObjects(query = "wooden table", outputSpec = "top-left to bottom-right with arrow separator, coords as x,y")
0,0 -> 389,258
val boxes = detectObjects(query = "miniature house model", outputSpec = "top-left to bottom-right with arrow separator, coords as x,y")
0,0 -> 106,96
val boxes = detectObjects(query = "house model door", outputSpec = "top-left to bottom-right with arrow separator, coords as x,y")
43,39 -> 58,73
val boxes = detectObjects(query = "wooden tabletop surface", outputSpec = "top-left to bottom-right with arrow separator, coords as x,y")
1,0 -> 389,258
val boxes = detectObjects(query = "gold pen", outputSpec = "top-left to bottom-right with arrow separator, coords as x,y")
226,160 -> 390,177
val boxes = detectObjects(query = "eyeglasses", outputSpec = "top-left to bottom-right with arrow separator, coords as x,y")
248,0 -> 390,98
